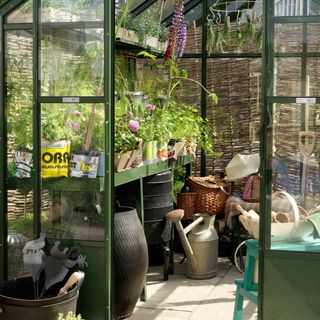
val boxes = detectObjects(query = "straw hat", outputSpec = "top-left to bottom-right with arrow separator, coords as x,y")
225,153 -> 260,181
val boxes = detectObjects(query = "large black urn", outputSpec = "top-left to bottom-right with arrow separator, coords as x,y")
114,206 -> 148,319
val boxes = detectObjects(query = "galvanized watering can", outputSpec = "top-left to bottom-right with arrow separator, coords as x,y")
165,210 -> 218,279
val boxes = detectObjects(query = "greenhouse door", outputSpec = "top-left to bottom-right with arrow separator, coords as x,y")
0,1 -> 115,319
260,1 -> 320,319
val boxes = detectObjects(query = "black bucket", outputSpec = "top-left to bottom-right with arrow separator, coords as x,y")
143,171 -> 173,244
116,171 -> 173,245
0,276 -> 80,320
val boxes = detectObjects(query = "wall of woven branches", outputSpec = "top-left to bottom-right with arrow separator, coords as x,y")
140,21 -> 320,197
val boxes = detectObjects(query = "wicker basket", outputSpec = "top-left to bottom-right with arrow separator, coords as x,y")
177,192 -> 197,220
187,176 -> 230,215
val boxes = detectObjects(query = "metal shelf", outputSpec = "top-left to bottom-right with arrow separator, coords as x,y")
7,154 -> 194,191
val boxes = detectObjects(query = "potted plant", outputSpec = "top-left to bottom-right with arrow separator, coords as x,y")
153,107 -> 172,160
135,103 -> 158,164
114,114 -> 142,172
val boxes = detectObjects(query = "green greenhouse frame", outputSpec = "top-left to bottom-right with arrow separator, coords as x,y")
1,0 -> 320,319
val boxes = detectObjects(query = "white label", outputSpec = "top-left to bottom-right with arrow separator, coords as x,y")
296,97 -> 316,104
62,97 -> 80,103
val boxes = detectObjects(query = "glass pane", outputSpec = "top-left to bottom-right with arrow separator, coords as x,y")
7,190 -> 34,279
130,0 -> 146,11
184,20 -> 202,54
40,27 -> 104,96
308,23 -> 320,52
5,30 -> 33,177
274,23 -> 303,53
162,0 -> 189,20
307,58 -> 320,96
274,58 -> 302,96
5,0 -> 33,23
40,103 -> 105,241
270,103 -> 320,249
274,0 -> 320,16
43,190 -> 104,241
5,30 -> 34,279
185,2 -> 202,26
41,0 -> 103,22
274,0 -> 304,16
308,0 -> 320,15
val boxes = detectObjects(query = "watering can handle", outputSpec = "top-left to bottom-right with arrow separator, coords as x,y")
183,216 -> 204,234
58,271 -> 85,296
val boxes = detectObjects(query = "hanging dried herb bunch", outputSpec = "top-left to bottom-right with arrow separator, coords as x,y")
243,14 -> 256,43
206,1 -> 263,54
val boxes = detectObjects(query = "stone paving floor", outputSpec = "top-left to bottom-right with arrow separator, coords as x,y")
130,255 -> 258,320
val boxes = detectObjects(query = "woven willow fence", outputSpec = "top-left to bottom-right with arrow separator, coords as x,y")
140,23 -> 320,196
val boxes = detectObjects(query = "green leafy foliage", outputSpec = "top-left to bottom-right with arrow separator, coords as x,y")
137,51 -> 157,60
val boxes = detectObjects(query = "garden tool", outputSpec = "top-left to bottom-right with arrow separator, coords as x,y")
236,204 -> 259,220
58,271 -> 85,296
299,131 -> 317,202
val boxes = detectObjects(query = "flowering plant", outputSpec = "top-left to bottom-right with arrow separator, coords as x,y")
40,104 -> 104,152
114,113 -> 141,154
136,103 -> 157,142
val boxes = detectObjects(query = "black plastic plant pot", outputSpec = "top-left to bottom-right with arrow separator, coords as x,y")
0,276 -> 79,320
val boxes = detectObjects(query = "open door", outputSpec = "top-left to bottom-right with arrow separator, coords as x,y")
260,1 -> 320,319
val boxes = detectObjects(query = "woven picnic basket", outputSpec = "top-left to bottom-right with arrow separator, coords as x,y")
177,192 -> 197,220
187,176 -> 230,215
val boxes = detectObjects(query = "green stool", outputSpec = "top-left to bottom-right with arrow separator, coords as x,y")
233,239 -> 259,320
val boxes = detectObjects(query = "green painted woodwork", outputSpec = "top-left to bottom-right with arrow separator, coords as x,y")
0,15 -> 6,281
233,240 -> 258,320
263,250 -> 320,320
6,155 -> 194,191
260,0 -> 320,319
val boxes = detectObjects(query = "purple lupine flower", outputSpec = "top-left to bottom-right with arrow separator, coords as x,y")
164,0 -> 187,60
145,103 -> 155,111
129,120 -> 140,132
125,111 -> 133,120
115,0 -> 120,19
176,19 -> 187,58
